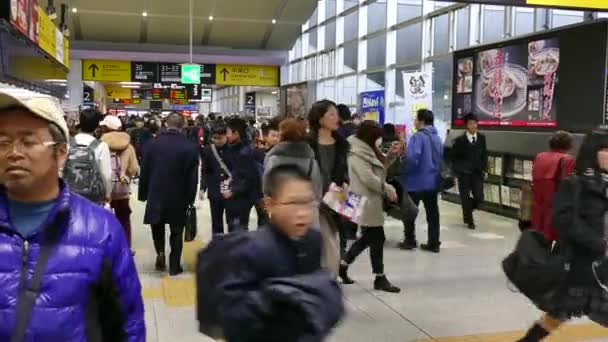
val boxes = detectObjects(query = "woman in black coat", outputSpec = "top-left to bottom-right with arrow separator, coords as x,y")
519,127 -> 608,341
308,100 -> 350,275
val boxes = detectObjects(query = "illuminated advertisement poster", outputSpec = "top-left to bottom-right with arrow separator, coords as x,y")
359,90 -> 385,125
453,38 -> 559,128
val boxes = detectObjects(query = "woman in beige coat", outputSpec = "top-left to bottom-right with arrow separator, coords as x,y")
339,121 -> 401,293
100,116 -> 139,249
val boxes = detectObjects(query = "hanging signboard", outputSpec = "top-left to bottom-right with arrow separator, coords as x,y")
159,63 -> 181,83
359,90 -> 385,125
433,0 -> 608,10
131,62 -> 158,82
10,0 -> 29,36
244,92 -> 256,113
216,64 -> 279,86
105,86 -> 132,100
83,60 -> 131,82
401,71 -> 433,138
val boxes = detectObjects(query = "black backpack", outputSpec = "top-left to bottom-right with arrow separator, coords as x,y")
196,232 -> 254,339
63,138 -> 106,203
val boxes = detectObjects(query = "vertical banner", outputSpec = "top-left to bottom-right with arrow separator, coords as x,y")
359,90 -> 385,125
401,71 -> 433,140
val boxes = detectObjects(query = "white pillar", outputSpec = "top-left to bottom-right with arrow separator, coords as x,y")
67,59 -> 83,108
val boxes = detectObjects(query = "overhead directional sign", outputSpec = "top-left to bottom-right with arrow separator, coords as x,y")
105,86 -> 132,100
434,0 -> 608,10
181,64 -> 201,84
215,64 -> 279,87
131,62 -> 158,82
83,60 -> 131,82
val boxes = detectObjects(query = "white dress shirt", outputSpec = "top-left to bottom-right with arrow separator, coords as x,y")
466,132 -> 478,144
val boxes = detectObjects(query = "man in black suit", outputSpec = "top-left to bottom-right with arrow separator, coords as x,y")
138,112 -> 199,275
451,113 -> 487,229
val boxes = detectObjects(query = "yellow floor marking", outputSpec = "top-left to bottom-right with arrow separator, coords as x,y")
161,276 -> 196,306
183,239 -> 206,271
416,323 -> 608,342
141,286 -> 163,299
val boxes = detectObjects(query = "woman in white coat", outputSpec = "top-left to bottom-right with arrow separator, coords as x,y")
339,120 -> 401,293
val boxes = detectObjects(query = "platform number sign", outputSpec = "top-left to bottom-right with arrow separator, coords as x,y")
244,92 -> 256,113
181,64 -> 201,84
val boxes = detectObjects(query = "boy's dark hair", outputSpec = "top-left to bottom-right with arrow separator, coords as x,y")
417,109 -> 434,126
266,164 -> 311,197
463,113 -> 478,124
211,124 -> 227,135
227,118 -> 247,140
337,104 -> 352,122
263,117 -> 281,137
79,109 -> 102,133
576,126 -> 608,174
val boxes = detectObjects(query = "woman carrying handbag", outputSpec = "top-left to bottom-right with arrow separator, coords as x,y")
338,121 -> 401,293
519,127 -> 608,341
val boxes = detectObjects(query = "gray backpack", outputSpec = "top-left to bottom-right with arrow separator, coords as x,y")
63,138 -> 106,203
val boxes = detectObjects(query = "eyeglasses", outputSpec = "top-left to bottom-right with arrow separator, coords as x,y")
0,138 -> 58,155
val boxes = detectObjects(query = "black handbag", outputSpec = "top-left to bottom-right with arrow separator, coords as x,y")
185,205 -> 197,242
502,175 -> 579,303
502,230 -> 569,302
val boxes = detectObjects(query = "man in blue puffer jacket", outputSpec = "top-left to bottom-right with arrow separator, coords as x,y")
397,109 -> 443,254
0,92 -> 145,341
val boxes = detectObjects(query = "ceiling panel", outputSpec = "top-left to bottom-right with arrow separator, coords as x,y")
79,13 -> 141,42
281,0 -> 319,21
214,0 -> 281,20
66,0 -> 318,50
71,0 -> 145,13
208,22 -> 267,49
146,17 -> 207,45
266,25 -> 301,50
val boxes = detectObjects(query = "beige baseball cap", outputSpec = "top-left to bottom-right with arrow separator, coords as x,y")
100,115 -> 122,131
0,91 -> 70,140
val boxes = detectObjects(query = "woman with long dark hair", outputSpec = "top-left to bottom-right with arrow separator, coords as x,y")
519,127 -> 608,341
338,121 -> 401,293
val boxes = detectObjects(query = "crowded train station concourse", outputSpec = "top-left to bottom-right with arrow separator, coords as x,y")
1,0 -> 608,341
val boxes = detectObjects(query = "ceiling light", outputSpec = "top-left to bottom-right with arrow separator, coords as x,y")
71,7 -> 77,13
120,82 -> 142,85
208,15 -> 214,21
122,85 -> 141,89
272,19 -> 277,24
142,11 -> 148,17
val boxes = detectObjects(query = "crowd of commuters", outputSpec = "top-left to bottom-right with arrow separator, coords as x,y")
5,87 -> 608,341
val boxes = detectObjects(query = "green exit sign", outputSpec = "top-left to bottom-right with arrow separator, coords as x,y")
181,64 -> 201,84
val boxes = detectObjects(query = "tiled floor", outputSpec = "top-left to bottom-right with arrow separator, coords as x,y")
129,190 -> 608,342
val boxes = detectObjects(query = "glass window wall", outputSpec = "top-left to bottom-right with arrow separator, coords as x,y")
456,7 -> 470,49
397,23 -> 422,64
397,0 -> 422,23
367,34 -> 387,69
367,0 -> 387,33
483,6 -> 505,43
433,14 -> 449,55
344,10 -> 359,42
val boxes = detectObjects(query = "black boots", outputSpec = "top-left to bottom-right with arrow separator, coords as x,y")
374,275 -> 401,293
420,243 -> 440,253
155,253 -> 166,271
339,264 -> 355,285
398,240 -> 417,250
518,323 -> 550,342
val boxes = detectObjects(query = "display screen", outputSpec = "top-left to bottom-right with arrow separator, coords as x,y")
453,37 -> 560,128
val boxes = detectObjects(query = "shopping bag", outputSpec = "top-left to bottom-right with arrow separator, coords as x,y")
184,205 -> 197,242
322,184 -> 367,225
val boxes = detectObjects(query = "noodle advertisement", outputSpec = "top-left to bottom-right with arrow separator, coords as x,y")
453,38 -> 559,128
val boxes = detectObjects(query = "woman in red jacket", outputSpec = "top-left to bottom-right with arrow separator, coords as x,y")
531,131 -> 575,241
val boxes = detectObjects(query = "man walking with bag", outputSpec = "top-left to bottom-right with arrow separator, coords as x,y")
139,112 -> 199,276
0,92 -> 144,340
200,124 -> 231,236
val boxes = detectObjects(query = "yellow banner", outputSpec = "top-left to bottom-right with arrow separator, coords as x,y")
83,60 -> 131,82
63,39 -> 70,68
527,0 -> 608,9
215,64 -> 279,86
105,87 -> 132,100
37,7 -> 56,59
